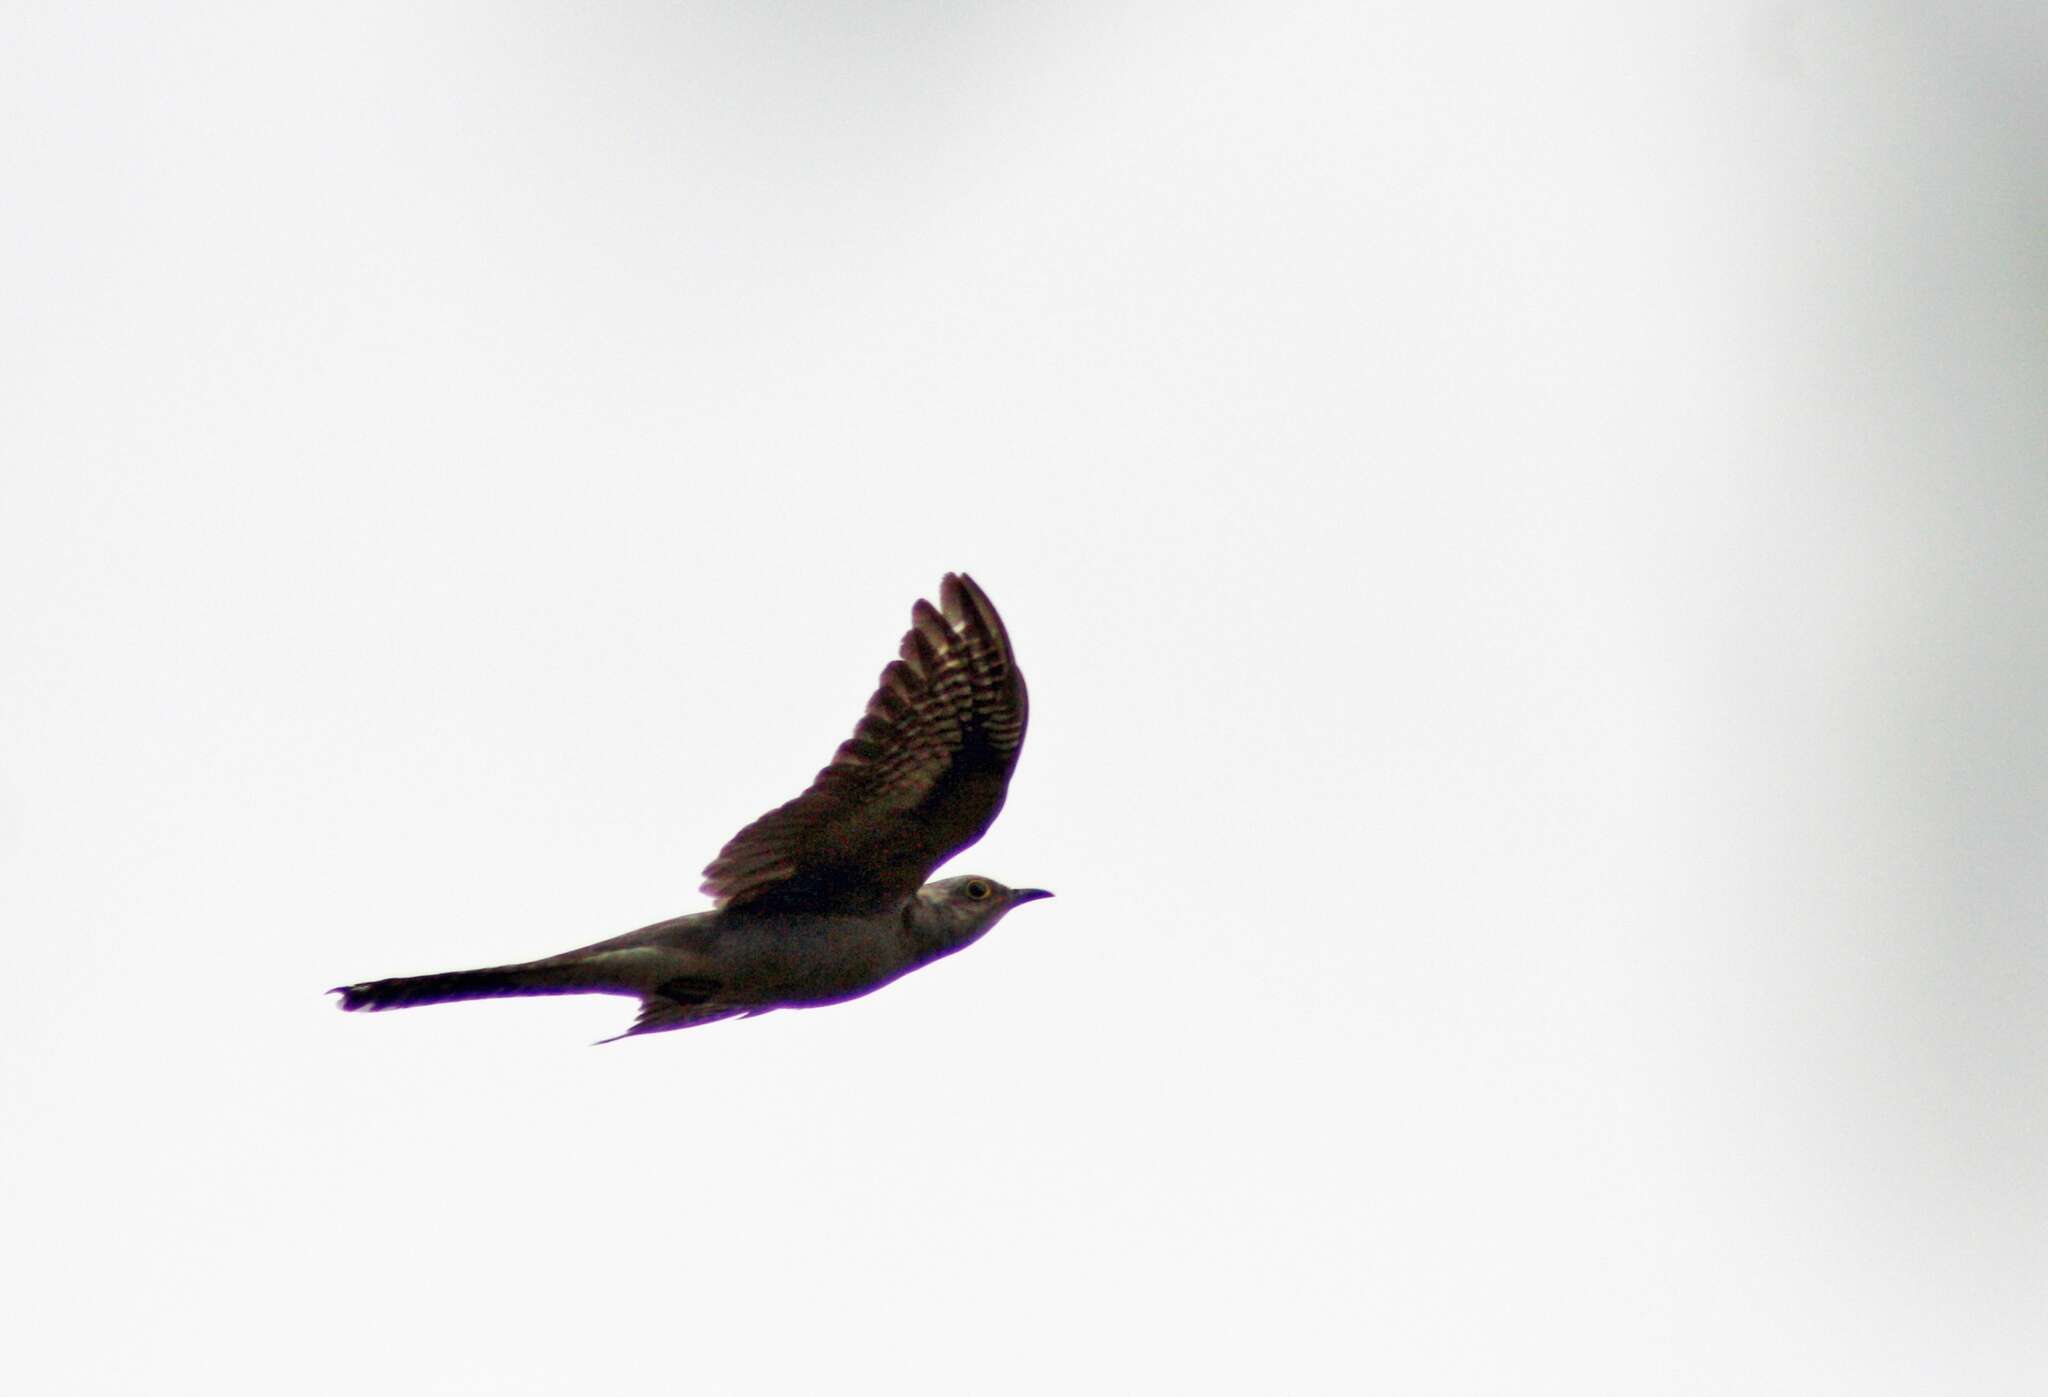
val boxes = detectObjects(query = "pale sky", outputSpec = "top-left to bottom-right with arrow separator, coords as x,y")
4,4 -> 2046,1393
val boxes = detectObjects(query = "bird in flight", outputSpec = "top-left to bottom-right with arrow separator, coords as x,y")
332,573 -> 1048,1041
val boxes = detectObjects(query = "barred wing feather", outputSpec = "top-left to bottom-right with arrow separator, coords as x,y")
700,573 -> 1029,915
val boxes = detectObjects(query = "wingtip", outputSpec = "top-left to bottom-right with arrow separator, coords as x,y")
938,572 -> 1009,653
940,571 -> 981,614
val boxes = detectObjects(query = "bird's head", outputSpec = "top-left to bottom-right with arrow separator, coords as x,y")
912,875 -> 1054,954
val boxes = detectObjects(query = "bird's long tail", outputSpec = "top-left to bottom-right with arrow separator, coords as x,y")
331,959 -> 628,1013
331,950 -> 750,1040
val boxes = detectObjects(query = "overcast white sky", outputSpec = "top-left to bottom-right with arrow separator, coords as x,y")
5,3 -> 2046,1393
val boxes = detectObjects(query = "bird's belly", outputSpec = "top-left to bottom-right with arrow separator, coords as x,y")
723,918 -> 916,1007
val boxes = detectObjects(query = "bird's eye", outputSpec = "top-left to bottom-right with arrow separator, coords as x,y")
965,879 -> 992,900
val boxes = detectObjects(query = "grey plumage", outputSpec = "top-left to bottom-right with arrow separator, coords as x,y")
332,575 -> 1049,1041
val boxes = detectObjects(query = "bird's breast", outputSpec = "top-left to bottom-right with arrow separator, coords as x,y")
710,908 -> 922,1006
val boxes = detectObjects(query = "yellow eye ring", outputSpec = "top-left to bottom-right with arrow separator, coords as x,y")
965,879 -> 992,900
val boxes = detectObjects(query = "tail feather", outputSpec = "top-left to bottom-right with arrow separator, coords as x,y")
332,953 -> 754,1040
331,962 -> 626,1013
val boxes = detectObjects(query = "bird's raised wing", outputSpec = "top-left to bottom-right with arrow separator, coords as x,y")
701,573 -> 1029,914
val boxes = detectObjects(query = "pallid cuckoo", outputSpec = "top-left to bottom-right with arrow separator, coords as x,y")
332,574 -> 1047,1041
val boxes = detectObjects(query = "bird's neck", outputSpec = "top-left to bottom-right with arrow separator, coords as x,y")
901,897 -> 982,962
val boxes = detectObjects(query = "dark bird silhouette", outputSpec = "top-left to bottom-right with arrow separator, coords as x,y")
332,574 -> 1049,1040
